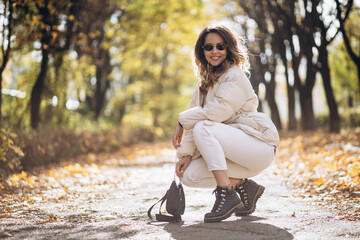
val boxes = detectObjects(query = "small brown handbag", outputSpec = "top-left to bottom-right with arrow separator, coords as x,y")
147,152 -> 185,222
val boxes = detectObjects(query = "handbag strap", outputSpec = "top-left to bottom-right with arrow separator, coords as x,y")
147,195 -> 166,220
147,191 -> 182,222
148,150 -> 183,222
173,149 -> 181,183
155,213 -> 181,222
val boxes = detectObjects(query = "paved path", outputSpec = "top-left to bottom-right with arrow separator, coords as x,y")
1,147 -> 360,239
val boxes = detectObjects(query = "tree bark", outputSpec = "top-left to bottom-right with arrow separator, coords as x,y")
280,45 -> 297,130
318,49 -> 341,132
93,48 -> 111,120
289,33 -> 317,130
335,0 -> 360,97
237,0 -> 283,117
279,43 -> 297,130
0,0 -> 13,128
282,2 -> 317,131
30,0 -> 53,129
30,47 -> 49,129
250,64 -> 263,113
269,5 -> 297,130
298,86 -> 316,130
265,66 -> 282,130
314,1 -> 341,132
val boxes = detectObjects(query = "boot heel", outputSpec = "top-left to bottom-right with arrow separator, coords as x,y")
235,179 -> 265,216
204,187 -> 242,223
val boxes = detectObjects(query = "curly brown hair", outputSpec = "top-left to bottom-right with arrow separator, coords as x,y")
194,24 -> 250,94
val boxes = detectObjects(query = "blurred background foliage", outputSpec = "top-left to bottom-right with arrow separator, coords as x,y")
0,0 -> 359,176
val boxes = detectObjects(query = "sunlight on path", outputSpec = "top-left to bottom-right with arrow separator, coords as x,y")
1,140 -> 360,239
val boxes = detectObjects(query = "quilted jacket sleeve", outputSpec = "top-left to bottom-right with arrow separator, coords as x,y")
178,67 -> 252,130
176,82 -> 200,159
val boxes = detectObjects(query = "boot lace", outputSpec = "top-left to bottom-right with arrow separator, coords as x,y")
211,187 -> 227,213
237,185 -> 249,208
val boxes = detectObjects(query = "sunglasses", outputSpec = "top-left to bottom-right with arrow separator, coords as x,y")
202,43 -> 227,52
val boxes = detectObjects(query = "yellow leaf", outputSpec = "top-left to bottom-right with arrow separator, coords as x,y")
313,177 -> 325,187
349,162 -> 360,177
353,176 -> 360,184
20,171 -> 27,179
27,177 -> 34,186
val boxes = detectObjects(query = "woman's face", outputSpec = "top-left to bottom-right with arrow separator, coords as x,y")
203,32 -> 227,67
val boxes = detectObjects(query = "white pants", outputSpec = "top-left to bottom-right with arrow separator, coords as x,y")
181,120 -> 275,188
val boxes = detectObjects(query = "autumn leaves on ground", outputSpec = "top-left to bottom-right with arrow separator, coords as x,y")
276,129 -> 360,221
1,129 -> 360,227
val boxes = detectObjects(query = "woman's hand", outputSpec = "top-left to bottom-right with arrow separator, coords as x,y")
176,155 -> 191,178
172,122 -> 184,149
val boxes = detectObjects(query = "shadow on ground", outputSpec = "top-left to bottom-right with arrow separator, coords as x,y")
2,223 -> 138,240
164,216 -> 293,240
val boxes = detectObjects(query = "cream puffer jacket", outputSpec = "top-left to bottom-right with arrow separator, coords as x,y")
177,65 -> 280,160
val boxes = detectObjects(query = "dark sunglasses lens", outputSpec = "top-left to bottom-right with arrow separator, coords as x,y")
203,44 -> 213,51
203,43 -> 226,51
217,43 -> 226,51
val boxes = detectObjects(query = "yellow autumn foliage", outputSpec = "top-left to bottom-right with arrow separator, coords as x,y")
276,128 -> 360,220
63,163 -> 90,176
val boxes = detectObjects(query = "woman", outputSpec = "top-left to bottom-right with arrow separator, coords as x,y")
172,23 -> 279,223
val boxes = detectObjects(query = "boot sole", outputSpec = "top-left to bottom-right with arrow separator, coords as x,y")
235,185 -> 265,216
204,202 -> 243,223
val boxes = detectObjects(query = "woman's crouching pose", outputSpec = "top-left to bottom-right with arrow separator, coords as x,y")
172,23 -> 279,223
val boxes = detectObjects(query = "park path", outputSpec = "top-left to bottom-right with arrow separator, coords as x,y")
1,142 -> 360,240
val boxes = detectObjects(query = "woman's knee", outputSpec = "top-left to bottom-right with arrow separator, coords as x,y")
181,162 -> 204,187
193,120 -> 212,142
193,120 -> 205,134
181,170 -> 197,187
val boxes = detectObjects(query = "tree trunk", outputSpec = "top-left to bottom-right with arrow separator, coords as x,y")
0,0 -> 13,128
289,32 -> 317,131
278,37 -> 296,130
250,61 -> 263,112
265,69 -> 282,130
30,0 -> 53,129
318,50 -> 341,132
0,68 -> 5,128
292,58 -> 317,130
93,48 -> 111,120
275,17 -> 296,130
358,67 -> 360,98
270,1 -> 319,131
30,48 -> 49,129
280,40 -> 297,130
335,0 -> 360,98
0,76 -> 2,128
287,83 -> 297,130
256,35 -> 281,122
298,87 -> 316,130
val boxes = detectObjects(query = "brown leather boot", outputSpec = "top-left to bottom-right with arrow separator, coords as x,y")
235,179 -> 265,216
204,186 -> 243,223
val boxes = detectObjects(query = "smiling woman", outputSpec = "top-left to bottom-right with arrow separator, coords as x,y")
172,23 -> 279,223
202,33 -> 227,67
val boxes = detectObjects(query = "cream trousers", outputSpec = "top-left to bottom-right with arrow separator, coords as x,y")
181,120 -> 275,188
